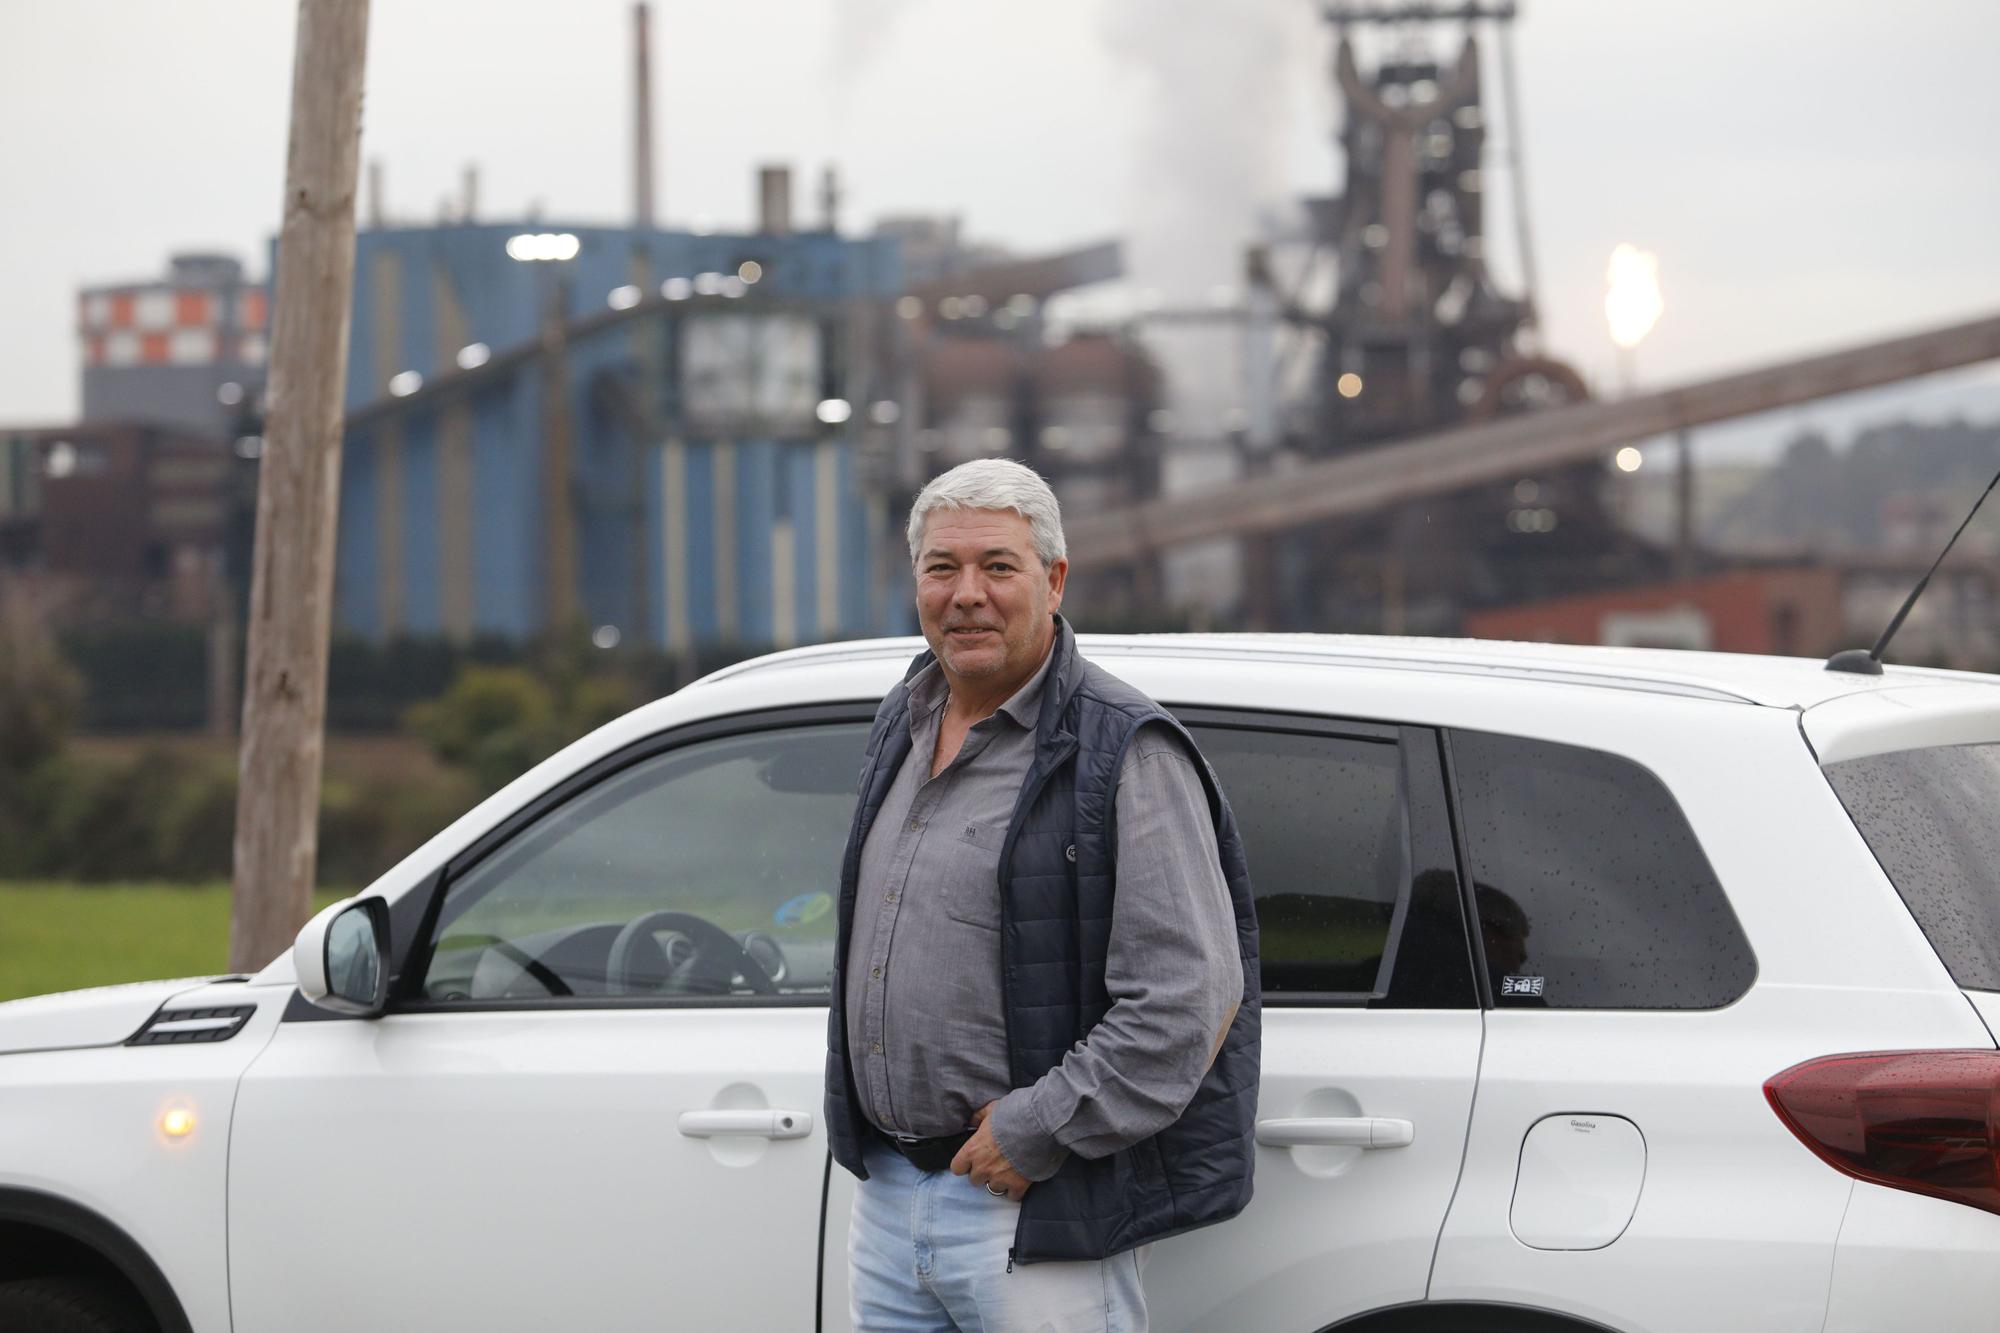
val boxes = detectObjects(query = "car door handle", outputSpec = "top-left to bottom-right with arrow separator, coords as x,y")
1256,1116 -> 1414,1149
676,1109 -> 815,1140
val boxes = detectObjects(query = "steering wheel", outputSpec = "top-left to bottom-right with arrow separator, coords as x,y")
483,939 -> 574,997
607,910 -> 779,997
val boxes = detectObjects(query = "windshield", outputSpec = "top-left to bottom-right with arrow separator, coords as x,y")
1825,742 -> 2000,991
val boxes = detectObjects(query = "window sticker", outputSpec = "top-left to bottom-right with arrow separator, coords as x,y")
775,891 -> 833,927
1500,975 -> 1545,998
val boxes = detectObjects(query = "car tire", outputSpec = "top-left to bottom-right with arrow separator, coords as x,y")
0,1277 -> 150,1333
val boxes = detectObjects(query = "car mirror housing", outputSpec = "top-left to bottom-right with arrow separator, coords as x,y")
294,897 -> 392,1017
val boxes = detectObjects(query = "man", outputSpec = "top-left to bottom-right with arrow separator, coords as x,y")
826,459 -> 1261,1332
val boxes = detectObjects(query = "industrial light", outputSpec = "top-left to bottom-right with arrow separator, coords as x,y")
1606,244 -> 1664,350
388,370 -> 423,397
816,398 -> 853,425
1507,507 -> 1560,534
720,277 -> 747,299
962,295 -> 989,319
607,285 -> 642,310
1338,372 -> 1364,399
895,296 -> 923,320
591,625 -> 621,650
939,296 -> 964,320
216,381 -> 244,406
1006,294 -> 1037,317
869,401 -> 901,426
456,342 -> 491,370
44,441 -> 77,478
692,272 -> 723,296
234,436 -> 264,460
737,260 -> 764,284
505,233 -> 580,263
1615,447 -> 1644,472
661,277 -> 692,301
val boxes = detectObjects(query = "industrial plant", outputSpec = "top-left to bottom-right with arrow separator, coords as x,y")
8,0 -> 2000,708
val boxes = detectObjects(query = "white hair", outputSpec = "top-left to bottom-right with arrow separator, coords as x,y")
905,459 -> 1067,567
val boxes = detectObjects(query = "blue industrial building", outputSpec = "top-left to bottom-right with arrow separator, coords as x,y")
320,219 -> 904,652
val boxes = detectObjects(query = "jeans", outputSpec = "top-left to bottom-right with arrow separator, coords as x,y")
850,1137 -> 1151,1332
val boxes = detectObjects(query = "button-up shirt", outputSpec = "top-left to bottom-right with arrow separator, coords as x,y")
844,643 -> 1242,1180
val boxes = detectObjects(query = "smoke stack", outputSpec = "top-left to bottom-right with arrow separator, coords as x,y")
368,159 -> 384,228
758,165 -> 793,236
462,163 -> 479,223
633,3 -> 657,229
819,164 -> 842,232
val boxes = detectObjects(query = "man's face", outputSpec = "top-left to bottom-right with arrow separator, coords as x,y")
914,507 -> 1067,690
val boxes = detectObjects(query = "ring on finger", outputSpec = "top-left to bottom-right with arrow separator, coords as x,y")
986,1183 -> 1008,1197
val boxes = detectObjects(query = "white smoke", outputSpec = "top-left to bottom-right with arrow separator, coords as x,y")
1093,0 -> 1324,435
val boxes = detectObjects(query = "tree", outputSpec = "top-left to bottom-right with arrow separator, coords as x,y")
0,581 -> 82,778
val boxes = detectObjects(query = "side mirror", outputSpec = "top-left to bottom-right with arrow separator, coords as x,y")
294,897 -> 392,1017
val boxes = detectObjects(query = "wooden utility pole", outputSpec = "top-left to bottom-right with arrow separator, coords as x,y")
230,0 -> 372,972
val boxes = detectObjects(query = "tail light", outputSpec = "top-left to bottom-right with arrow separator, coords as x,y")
1765,1049 -> 2000,1216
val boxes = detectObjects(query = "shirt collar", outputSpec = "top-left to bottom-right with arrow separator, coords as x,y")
905,634 -> 1057,733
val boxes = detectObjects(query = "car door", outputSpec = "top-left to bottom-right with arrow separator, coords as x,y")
1425,725 -> 1849,1332
821,714 -> 1487,1331
229,710 -> 872,1333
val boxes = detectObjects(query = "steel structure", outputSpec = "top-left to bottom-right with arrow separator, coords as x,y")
1068,309 -> 2000,564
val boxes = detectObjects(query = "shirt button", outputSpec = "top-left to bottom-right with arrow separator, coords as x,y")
870,1042 -> 883,1054
870,966 -> 883,978
906,818 -> 921,831
884,892 -> 897,903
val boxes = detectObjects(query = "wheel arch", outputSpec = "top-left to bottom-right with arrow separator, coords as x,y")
0,1188 -> 192,1333
1317,1301 -> 1628,1333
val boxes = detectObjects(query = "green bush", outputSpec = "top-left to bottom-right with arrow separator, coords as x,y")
402,654 -> 649,795
0,589 -> 85,775
404,666 -> 564,793
5,744 -> 477,890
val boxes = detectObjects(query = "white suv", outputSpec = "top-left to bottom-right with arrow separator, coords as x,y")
4,635 -> 2000,1333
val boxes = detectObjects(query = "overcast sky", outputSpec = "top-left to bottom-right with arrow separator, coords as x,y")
7,0 -> 2000,458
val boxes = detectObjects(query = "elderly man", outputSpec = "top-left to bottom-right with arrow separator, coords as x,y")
825,459 -> 1260,1332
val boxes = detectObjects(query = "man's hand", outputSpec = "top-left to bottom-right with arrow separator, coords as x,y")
950,1101 -> 1031,1201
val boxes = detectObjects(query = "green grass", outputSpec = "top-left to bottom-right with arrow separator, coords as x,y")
0,882 -> 346,1003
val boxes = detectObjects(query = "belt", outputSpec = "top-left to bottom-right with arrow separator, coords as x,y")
873,1124 -> 973,1173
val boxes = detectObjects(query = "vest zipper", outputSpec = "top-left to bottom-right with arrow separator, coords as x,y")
1006,1248 -> 1016,1274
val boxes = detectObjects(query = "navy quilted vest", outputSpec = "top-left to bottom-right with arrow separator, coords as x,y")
824,619 -> 1262,1263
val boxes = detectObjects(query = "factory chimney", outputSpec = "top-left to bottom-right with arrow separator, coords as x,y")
461,162 -> 479,223
819,164 -> 842,232
367,159 -> 384,228
633,2 -> 657,229
758,165 -> 793,236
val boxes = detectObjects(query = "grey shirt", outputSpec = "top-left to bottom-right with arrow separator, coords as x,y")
844,645 -> 1242,1181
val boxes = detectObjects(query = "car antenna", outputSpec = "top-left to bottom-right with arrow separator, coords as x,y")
1826,461 -> 2000,675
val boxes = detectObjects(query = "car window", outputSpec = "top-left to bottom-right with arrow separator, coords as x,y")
1191,723 -> 1476,1007
1824,742 -> 2000,992
1448,730 -> 1755,1010
419,722 -> 869,1003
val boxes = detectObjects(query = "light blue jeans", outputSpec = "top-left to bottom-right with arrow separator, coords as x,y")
850,1137 -> 1151,1332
